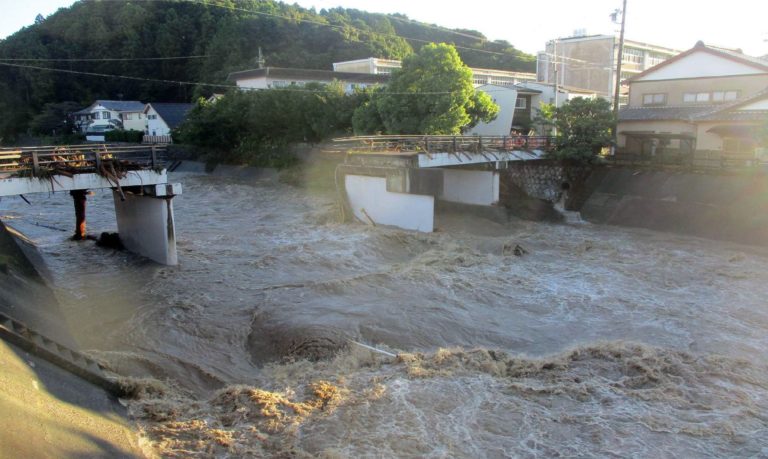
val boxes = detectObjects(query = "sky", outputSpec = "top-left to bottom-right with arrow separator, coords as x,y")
1,0 -> 767,56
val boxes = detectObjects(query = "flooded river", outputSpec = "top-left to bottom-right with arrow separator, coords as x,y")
2,171 -> 768,457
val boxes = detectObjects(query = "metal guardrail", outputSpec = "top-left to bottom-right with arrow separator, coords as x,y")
331,135 -> 557,154
0,144 -> 168,177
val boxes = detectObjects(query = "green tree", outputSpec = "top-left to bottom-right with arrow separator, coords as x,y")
552,97 -> 615,162
360,43 -> 498,135
29,101 -> 82,135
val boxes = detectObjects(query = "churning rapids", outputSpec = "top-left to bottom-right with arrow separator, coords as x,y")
2,170 -> 768,458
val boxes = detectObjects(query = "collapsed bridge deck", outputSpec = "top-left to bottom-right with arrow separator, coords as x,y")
332,135 -> 553,232
0,144 -> 181,265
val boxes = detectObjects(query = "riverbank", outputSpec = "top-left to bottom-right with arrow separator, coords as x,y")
0,221 -> 143,458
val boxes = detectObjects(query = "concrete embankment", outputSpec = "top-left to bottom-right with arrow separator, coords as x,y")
0,221 -> 143,458
580,167 -> 768,245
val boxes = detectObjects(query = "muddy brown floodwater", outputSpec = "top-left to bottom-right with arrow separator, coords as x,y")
1,171 -> 767,457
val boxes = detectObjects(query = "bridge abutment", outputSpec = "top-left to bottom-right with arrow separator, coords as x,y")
112,184 -> 180,266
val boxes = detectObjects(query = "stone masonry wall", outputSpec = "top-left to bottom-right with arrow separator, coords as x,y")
501,160 -> 593,204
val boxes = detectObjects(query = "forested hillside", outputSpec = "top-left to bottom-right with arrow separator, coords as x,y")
0,0 -> 535,141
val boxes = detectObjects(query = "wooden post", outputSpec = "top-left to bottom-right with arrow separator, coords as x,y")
70,190 -> 87,240
31,152 -> 40,177
150,145 -> 157,169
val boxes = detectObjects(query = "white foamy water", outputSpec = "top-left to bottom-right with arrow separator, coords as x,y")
1,172 -> 767,457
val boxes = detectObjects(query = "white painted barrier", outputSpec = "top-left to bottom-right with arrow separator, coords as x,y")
344,175 -> 434,232
113,192 -> 178,265
440,170 -> 499,206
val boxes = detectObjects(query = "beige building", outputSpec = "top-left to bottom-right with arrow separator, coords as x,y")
537,35 -> 679,105
228,67 -> 388,93
618,42 -> 768,156
333,57 -> 537,87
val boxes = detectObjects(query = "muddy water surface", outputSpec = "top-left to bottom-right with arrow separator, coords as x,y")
1,172 -> 767,457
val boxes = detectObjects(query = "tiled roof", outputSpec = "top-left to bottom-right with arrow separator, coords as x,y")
228,67 -> 389,84
94,100 -> 145,112
147,103 -> 195,129
698,110 -> 768,122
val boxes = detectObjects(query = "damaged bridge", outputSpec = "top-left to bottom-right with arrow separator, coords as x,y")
0,144 -> 181,265
332,135 -> 553,232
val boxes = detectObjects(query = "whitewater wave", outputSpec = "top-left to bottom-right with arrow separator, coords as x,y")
122,341 -> 768,458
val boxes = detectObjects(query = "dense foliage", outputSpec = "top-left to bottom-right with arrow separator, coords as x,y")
0,0 -> 535,143
551,97 -> 615,162
175,82 -> 364,167
353,43 -> 498,135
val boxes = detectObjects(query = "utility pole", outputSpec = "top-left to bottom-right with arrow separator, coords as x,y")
256,47 -> 265,69
611,0 -> 628,145
553,39 -> 558,108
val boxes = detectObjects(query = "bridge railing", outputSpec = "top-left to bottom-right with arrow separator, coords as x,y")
0,144 -> 168,177
331,135 -> 556,154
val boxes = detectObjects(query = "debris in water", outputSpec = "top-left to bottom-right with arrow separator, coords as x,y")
502,242 -> 528,257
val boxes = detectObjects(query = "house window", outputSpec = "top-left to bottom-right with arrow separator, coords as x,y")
725,91 -> 738,101
642,93 -> 666,106
622,47 -> 644,65
272,80 -> 287,88
102,111 -> 111,119
646,53 -> 667,67
683,92 -> 713,103
124,113 -> 133,120
515,97 -> 527,109
148,114 -> 157,120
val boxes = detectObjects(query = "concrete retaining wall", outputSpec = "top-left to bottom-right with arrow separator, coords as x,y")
581,168 -> 768,245
0,221 -> 141,457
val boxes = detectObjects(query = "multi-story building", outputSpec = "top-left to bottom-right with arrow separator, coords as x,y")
537,35 -> 679,105
228,67 -> 388,93
333,57 -> 537,87
618,41 -> 768,156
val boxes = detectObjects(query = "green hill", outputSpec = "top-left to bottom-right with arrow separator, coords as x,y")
0,0 -> 535,141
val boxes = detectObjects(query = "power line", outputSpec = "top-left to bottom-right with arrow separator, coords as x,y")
178,0 -> 512,57
0,61 -> 521,96
0,55 -> 211,62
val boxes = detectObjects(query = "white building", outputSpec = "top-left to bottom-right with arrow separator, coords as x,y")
469,85 -> 519,136
228,67 -> 388,93
143,103 -> 195,137
537,34 -> 680,105
71,100 -> 146,134
333,57 -> 537,87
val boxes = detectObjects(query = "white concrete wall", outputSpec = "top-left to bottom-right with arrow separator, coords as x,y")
470,85 -> 518,136
235,76 -> 269,89
440,170 -> 499,206
637,51 -> 765,81
113,192 -> 178,265
344,175 -> 434,232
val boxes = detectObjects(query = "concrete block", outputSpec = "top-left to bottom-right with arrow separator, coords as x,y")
345,175 -> 434,232
113,191 -> 178,265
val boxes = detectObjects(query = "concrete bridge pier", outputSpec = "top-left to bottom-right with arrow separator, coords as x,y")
69,190 -> 88,240
112,183 -> 182,266
439,169 -> 500,206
